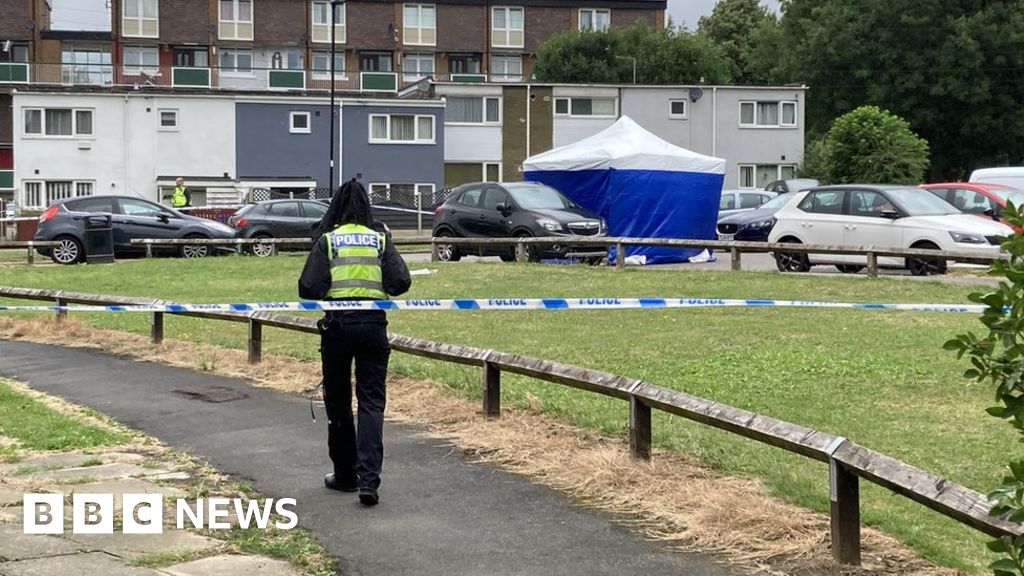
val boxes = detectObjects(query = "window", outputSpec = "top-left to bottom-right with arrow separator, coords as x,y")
123,0 -> 159,38
482,187 -> 509,210
123,46 -> 159,74
62,46 -> 112,85
369,114 -> 435,143
120,198 -> 171,216
402,53 -> 434,80
738,164 -> 797,189
950,189 -> 996,214
21,181 -> 95,209
270,49 -> 303,70
484,162 -> 501,182
173,47 -> 208,68
219,0 -> 253,40
669,99 -> 686,118
491,7 -> 524,48
739,100 -> 798,128
159,109 -> 178,130
268,201 -> 301,217
312,52 -> 345,77
449,54 -> 481,75
68,196 -> 113,213
302,201 -> 328,219
311,1 -> 346,43
360,52 -> 392,72
553,97 -> 616,117
0,43 -> 29,63
219,48 -> 253,73
579,8 -> 609,31
490,55 -> 521,81
446,96 -> 500,124
739,193 -> 767,209
719,193 -> 736,211
458,187 -> 483,207
798,190 -> 845,215
290,111 -> 311,134
24,108 -> 93,138
403,4 -> 436,46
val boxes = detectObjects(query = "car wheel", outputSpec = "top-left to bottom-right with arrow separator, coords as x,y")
499,254 -> 516,263
434,231 -> 461,262
906,243 -> 947,276
835,265 -> 864,274
515,231 -> 540,263
250,234 -> 276,258
180,235 -> 210,259
50,236 -> 83,265
773,239 -> 810,273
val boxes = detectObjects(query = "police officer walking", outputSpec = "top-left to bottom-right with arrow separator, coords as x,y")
299,180 -> 411,506
167,177 -> 191,208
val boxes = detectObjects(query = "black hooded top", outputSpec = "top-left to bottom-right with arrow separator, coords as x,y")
298,180 -> 411,308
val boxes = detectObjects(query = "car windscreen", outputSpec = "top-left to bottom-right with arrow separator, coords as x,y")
506,185 -> 579,210
990,188 -> 1024,206
756,194 -> 792,211
887,188 -> 961,216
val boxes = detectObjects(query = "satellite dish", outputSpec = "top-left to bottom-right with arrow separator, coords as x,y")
689,87 -> 704,103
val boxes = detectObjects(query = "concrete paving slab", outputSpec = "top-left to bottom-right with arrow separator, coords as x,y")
64,531 -> 221,560
0,490 -> 23,507
162,554 -> 300,576
0,551 -> 163,576
0,453 -> 96,475
0,524 -> 88,561
31,463 -> 153,482
0,340 -> 737,576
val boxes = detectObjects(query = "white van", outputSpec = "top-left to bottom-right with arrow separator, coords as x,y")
970,167 -> 1024,189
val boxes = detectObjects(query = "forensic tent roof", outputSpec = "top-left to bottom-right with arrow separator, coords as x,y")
522,116 -> 725,175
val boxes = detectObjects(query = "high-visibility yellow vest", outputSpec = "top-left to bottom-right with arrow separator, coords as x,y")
170,186 -> 188,208
325,223 -> 387,300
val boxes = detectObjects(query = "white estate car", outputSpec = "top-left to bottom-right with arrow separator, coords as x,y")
767,185 -> 1012,275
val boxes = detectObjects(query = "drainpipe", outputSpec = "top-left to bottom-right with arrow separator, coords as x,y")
525,83 -> 531,162
711,86 -> 717,157
123,94 -> 130,197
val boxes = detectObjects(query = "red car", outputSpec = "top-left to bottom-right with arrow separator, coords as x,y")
921,182 -> 1024,230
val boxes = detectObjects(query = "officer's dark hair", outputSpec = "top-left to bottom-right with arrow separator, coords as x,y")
315,178 -> 374,237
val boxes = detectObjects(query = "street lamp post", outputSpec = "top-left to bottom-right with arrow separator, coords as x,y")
328,0 -> 344,194
615,55 -> 636,85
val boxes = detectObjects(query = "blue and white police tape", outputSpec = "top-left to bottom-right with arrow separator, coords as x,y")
0,298 -> 989,314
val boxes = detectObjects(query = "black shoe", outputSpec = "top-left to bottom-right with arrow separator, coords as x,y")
358,488 -> 379,506
324,473 -> 358,492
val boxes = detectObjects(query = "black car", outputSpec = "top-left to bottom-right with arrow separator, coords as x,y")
35,195 -> 236,264
228,199 -> 328,256
715,193 -> 793,242
432,181 -> 606,262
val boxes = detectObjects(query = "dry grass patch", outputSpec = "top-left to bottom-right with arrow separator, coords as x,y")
0,316 -> 966,576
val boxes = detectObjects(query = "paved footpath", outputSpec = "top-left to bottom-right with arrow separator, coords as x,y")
0,340 -> 736,576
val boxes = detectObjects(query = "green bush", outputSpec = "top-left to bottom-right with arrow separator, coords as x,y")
813,106 -> 930,184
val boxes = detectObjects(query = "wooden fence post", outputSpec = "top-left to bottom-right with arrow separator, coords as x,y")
730,247 -> 741,271
145,242 -> 153,259
828,438 -> 861,565
866,252 -> 878,278
26,242 -> 34,265
515,241 -> 528,263
482,358 -> 501,418
616,242 -> 626,270
629,395 -> 652,461
430,241 -> 440,262
151,312 -> 164,344
55,297 -> 66,323
248,318 -> 263,364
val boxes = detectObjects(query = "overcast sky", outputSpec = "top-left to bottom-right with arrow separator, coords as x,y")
668,0 -> 780,30
48,0 -> 778,34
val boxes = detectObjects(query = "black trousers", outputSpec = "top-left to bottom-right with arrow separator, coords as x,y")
319,318 -> 390,490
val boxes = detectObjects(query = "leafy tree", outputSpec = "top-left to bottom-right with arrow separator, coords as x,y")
764,0 -> 1024,179
533,23 -> 732,85
815,106 -> 929,184
697,0 -> 776,84
946,209 -> 1024,576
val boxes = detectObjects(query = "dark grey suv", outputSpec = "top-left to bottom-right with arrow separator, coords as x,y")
35,195 -> 236,264
432,182 -> 607,262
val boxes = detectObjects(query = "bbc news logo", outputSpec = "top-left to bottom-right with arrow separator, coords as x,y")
23,494 -> 298,534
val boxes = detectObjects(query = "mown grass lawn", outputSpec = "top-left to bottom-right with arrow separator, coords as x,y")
0,255 -> 1010,572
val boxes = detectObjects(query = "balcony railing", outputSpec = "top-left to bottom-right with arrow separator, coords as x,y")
0,63 -> 525,92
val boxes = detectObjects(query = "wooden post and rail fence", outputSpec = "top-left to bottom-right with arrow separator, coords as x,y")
0,285 -> 1019,566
